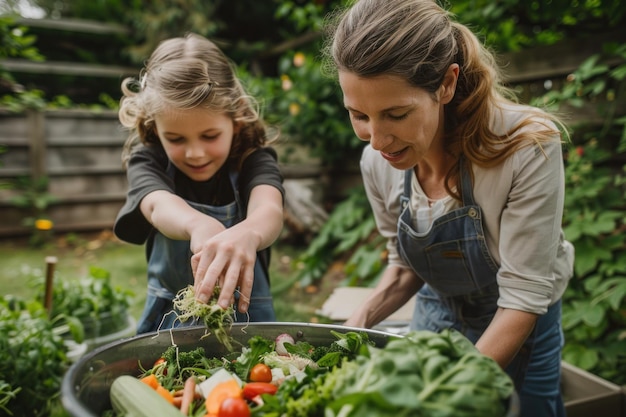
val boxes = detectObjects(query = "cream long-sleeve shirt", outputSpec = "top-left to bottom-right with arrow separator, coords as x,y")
360,105 -> 574,315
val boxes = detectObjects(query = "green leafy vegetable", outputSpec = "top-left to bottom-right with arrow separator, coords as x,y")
255,329 -> 514,417
172,285 -> 235,351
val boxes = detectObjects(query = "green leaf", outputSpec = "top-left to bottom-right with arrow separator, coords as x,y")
582,303 -> 605,327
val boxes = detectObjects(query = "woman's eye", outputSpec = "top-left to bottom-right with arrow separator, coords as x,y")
350,113 -> 368,121
202,134 -> 219,141
389,113 -> 408,121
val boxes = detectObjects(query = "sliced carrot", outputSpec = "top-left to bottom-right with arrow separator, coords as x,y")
140,374 -> 159,390
156,384 -> 175,404
172,396 -> 183,408
205,379 -> 242,415
180,377 -> 197,415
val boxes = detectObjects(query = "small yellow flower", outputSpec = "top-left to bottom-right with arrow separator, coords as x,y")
293,52 -> 306,68
35,219 -> 54,231
289,102 -> 301,116
281,74 -> 293,91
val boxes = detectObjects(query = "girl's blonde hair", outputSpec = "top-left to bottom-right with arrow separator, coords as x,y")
119,33 -> 270,169
325,0 -> 566,198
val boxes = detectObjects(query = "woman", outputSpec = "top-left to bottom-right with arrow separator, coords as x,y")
325,1 -> 574,416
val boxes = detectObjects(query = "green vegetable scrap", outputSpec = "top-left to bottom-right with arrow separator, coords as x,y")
325,329 -> 514,417
254,329 -> 514,417
172,285 -> 235,351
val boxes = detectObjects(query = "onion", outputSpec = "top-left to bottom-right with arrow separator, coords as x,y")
275,333 -> 295,356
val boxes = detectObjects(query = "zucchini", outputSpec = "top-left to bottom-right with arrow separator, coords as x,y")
110,375 -> 183,417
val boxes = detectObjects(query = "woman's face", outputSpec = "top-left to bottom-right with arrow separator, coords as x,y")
154,107 -> 235,182
339,69 -> 457,170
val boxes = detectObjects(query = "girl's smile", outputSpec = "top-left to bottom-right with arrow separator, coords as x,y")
154,107 -> 235,182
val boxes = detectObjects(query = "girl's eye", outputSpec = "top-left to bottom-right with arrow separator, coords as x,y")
202,134 -> 219,141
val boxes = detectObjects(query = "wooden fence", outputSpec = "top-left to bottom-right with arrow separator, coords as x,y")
0,29 -> 624,238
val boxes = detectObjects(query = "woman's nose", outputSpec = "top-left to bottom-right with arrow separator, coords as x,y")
368,124 -> 391,151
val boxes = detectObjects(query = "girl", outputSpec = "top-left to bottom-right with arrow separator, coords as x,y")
114,33 -> 284,334
325,1 -> 574,416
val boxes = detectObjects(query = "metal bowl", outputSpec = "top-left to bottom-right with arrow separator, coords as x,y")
61,322 -> 395,417
61,321 -> 519,417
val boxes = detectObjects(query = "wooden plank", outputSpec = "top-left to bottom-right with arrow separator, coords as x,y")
0,59 -> 137,78
15,18 -> 129,35
28,110 -> 46,179
500,30 -> 626,84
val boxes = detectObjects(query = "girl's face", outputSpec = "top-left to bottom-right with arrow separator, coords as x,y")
154,107 -> 235,182
338,68 -> 457,170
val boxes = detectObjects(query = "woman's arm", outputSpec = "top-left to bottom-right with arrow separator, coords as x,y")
344,265 -> 424,328
475,307 -> 538,368
191,184 -> 284,311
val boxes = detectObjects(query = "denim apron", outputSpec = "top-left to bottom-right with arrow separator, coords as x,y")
136,165 -> 276,334
397,160 -> 565,417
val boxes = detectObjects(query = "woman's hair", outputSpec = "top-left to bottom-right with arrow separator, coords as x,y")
119,33 -> 270,169
324,0 -> 566,198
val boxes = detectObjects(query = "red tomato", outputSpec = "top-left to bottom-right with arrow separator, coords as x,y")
249,363 -> 272,383
217,397 -> 250,417
242,382 -> 278,400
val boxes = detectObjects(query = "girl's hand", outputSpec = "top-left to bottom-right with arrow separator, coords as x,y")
191,226 -> 261,313
191,184 -> 284,314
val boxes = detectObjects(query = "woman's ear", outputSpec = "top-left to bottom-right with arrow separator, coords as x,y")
440,63 -> 459,105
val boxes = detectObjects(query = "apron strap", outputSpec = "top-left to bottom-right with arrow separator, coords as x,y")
402,157 -> 476,206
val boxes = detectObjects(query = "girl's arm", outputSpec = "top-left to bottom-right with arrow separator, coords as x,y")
139,190 -> 226,240
192,184 -> 284,312
344,265 -> 423,329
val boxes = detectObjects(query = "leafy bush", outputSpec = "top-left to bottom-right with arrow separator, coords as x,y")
531,44 -> 626,384
0,295 -> 70,417
35,266 -> 135,340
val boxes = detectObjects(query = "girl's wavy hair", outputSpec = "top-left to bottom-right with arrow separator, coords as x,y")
118,33 -> 272,170
323,0 -> 567,199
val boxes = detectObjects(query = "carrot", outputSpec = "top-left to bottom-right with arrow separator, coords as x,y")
205,379 -> 242,415
180,377 -> 196,415
156,384 -> 175,404
140,374 -> 159,390
172,396 -> 183,408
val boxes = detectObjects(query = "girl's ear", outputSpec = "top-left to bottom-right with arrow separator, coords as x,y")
439,63 -> 459,105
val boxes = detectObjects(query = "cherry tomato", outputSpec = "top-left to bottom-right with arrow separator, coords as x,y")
217,397 -> 250,417
249,363 -> 272,383
242,382 -> 278,400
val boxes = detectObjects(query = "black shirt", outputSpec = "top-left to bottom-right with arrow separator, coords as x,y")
113,144 -> 285,246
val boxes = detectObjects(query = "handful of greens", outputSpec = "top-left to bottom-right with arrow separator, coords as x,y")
257,329 -> 514,417
172,285 -> 235,351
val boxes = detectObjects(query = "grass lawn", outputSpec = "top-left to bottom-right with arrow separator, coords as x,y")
0,230 -> 338,326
